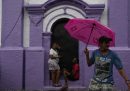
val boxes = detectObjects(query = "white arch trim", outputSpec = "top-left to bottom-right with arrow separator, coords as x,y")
45,15 -> 74,33
43,5 -> 86,33
44,5 -> 86,17
45,14 -> 85,33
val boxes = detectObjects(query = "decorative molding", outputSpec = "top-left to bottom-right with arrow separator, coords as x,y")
42,32 -> 52,36
29,15 -> 44,26
25,0 -> 105,27
25,0 -> 105,16
25,5 -> 45,14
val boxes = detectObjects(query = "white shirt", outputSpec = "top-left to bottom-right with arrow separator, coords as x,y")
49,48 -> 59,63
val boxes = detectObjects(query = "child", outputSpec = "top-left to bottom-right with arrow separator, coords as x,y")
63,57 -> 79,87
48,42 -> 61,87
84,36 -> 130,91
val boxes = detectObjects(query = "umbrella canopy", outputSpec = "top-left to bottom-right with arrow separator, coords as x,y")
64,18 -> 115,46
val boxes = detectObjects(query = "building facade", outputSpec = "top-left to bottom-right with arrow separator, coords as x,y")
0,0 -> 130,90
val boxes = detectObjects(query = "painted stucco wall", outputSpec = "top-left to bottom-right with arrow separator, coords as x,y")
0,0 -> 130,90
1,0 -> 23,47
0,0 -> 2,46
108,0 -> 128,47
0,0 -> 24,90
128,0 -> 130,47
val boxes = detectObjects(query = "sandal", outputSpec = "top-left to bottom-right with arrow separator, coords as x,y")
52,83 -> 62,87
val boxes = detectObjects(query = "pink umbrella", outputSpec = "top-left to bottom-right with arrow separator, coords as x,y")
64,18 -> 115,46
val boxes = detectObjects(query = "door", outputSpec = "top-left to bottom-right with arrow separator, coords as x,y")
51,18 -> 79,80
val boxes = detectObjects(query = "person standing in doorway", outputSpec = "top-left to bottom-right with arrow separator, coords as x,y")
48,42 -> 62,87
84,36 -> 130,91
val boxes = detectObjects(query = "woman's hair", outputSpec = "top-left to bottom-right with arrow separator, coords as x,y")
98,36 -> 112,43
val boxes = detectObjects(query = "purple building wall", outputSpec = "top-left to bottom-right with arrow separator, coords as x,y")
108,0 -> 130,90
0,0 -> 24,90
0,47 -> 23,90
25,47 -> 44,90
1,0 -> 23,47
108,0 -> 128,47
128,0 -> 130,47
0,0 -> 130,90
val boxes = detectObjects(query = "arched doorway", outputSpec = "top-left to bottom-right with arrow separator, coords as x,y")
51,18 -> 79,80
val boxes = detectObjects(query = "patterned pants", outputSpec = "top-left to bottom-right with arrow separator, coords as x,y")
88,79 -> 117,91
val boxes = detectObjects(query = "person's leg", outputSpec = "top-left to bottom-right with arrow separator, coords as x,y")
48,61 -> 57,86
55,70 -> 61,85
53,63 -> 62,86
63,70 -> 69,86
50,70 -> 56,86
59,70 -> 69,91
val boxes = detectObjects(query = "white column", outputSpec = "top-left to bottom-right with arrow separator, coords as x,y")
84,0 -> 108,26
23,9 -> 30,47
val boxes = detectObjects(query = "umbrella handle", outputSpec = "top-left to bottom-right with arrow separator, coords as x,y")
86,23 -> 96,47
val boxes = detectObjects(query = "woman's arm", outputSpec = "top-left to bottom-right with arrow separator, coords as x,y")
118,69 -> 130,90
84,48 -> 94,67
49,55 -> 60,59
